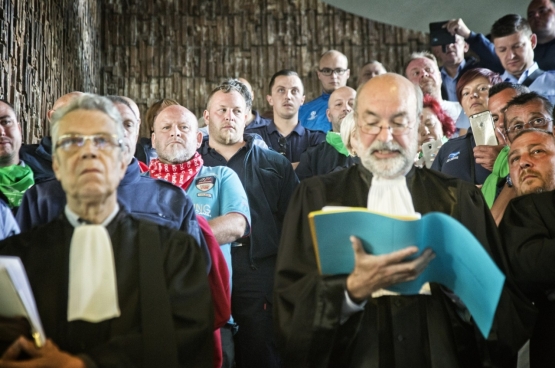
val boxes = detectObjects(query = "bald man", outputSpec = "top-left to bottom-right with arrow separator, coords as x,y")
20,91 -> 83,182
275,73 -> 533,367
299,50 -> 350,133
150,104 -> 250,368
296,86 -> 359,180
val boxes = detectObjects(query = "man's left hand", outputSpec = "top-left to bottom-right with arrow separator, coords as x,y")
0,336 -> 85,368
473,145 -> 504,171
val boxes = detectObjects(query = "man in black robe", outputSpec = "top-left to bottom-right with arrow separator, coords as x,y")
0,94 -> 213,367
274,74 -> 534,367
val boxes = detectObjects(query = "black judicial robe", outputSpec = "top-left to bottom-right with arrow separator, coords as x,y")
500,191 -> 555,366
275,164 -> 535,368
295,141 -> 360,181
0,211 -> 213,368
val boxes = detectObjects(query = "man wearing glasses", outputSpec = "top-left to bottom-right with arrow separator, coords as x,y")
298,50 -> 350,133
275,73 -> 531,367
0,94 -> 213,367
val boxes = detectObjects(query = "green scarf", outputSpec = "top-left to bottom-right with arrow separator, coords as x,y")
0,164 -> 35,208
326,132 -> 349,157
481,146 -> 510,208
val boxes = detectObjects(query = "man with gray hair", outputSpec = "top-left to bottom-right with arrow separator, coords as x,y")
200,79 -> 298,367
275,73 -> 532,367
404,51 -> 468,136
0,94 -> 213,366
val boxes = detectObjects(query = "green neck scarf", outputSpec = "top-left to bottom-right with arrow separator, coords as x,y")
481,146 -> 510,208
326,131 -> 349,157
0,164 -> 35,208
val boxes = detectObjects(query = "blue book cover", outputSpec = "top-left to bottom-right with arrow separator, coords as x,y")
309,207 -> 505,338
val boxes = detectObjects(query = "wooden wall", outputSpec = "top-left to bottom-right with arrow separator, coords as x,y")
0,0 -> 101,143
101,0 -> 429,137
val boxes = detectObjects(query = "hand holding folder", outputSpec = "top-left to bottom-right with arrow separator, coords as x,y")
0,257 -> 45,350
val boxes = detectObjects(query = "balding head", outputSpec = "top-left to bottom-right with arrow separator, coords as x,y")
238,78 -> 254,99
152,105 -> 202,164
317,50 -> 350,93
121,96 -> 141,122
355,73 -> 422,178
48,92 -> 83,122
327,86 -> 356,132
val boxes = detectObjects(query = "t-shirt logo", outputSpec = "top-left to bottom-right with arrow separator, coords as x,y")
308,111 -> 317,120
446,151 -> 460,163
196,176 -> 215,191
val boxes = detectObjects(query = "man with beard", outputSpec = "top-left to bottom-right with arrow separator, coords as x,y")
0,100 -> 34,213
299,50 -> 350,133
248,70 -> 325,168
150,104 -> 250,368
500,127 -> 555,365
274,73 -> 533,367
200,79 -> 298,368
296,86 -> 359,180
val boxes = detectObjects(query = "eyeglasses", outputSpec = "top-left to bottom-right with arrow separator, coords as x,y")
358,123 -> 412,136
318,68 -> 348,76
278,136 -> 287,155
506,117 -> 552,140
55,133 -> 122,152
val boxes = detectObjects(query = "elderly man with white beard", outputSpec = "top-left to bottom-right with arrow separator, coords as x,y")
274,73 -> 535,367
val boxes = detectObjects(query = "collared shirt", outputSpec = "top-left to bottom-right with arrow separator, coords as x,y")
247,120 -> 326,163
441,59 -> 466,102
502,62 -> 555,104
245,110 -> 271,131
298,92 -> 332,132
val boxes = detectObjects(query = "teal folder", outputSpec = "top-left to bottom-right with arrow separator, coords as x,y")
309,208 -> 505,338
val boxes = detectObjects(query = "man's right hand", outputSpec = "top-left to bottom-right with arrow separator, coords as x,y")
443,19 -> 472,39
346,236 -> 435,303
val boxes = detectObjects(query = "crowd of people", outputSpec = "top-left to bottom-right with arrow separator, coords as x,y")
0,1 -> 555,367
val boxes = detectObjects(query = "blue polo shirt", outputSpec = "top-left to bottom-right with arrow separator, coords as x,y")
247,120 -> 325,163
0,201 -> 19,240
186,165 -> 251,306
298,92 -> 332,132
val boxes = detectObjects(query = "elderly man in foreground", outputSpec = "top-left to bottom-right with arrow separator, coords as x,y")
274,73 -> 534,367
0,94 -> 213,367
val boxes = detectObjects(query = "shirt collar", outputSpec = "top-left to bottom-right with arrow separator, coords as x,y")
65,204 -> 120,227
502,62 -> 539,83
440,59 -> 467,80
267,120 -> 305,136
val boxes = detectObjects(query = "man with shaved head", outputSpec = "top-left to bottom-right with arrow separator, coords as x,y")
151,104 -> 250,368
296,86 -> 359,180
20,91 -> 83,182
275,73 -> 532,367
299,50 -> 350,133
0,99 -> 33,212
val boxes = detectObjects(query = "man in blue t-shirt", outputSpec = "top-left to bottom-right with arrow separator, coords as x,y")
299,50 -> 350,133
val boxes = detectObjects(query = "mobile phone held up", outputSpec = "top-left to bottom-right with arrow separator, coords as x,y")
469,111 -> 498,146
429,21 -> 456,52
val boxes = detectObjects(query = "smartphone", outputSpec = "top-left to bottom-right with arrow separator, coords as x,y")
429,21 -> 456,47
469,111 -> 498,146
421,138 -> 442,169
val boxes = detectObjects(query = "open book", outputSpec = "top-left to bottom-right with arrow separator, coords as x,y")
0,256 -> 46,347
308,207 -> 505,338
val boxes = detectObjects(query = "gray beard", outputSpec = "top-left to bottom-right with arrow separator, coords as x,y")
360,139 -> 417,179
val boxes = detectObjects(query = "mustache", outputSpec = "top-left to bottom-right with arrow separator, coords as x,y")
0,137 -> 12,144
369,140 -> 404,154
520,169 -> 540,181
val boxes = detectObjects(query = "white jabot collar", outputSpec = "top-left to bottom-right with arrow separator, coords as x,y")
65,205 -> 121,323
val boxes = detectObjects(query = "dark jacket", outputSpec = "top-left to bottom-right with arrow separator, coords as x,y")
200,134 -> 299,262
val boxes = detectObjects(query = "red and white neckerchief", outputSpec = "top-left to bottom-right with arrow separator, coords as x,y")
148,152 -> 203,190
